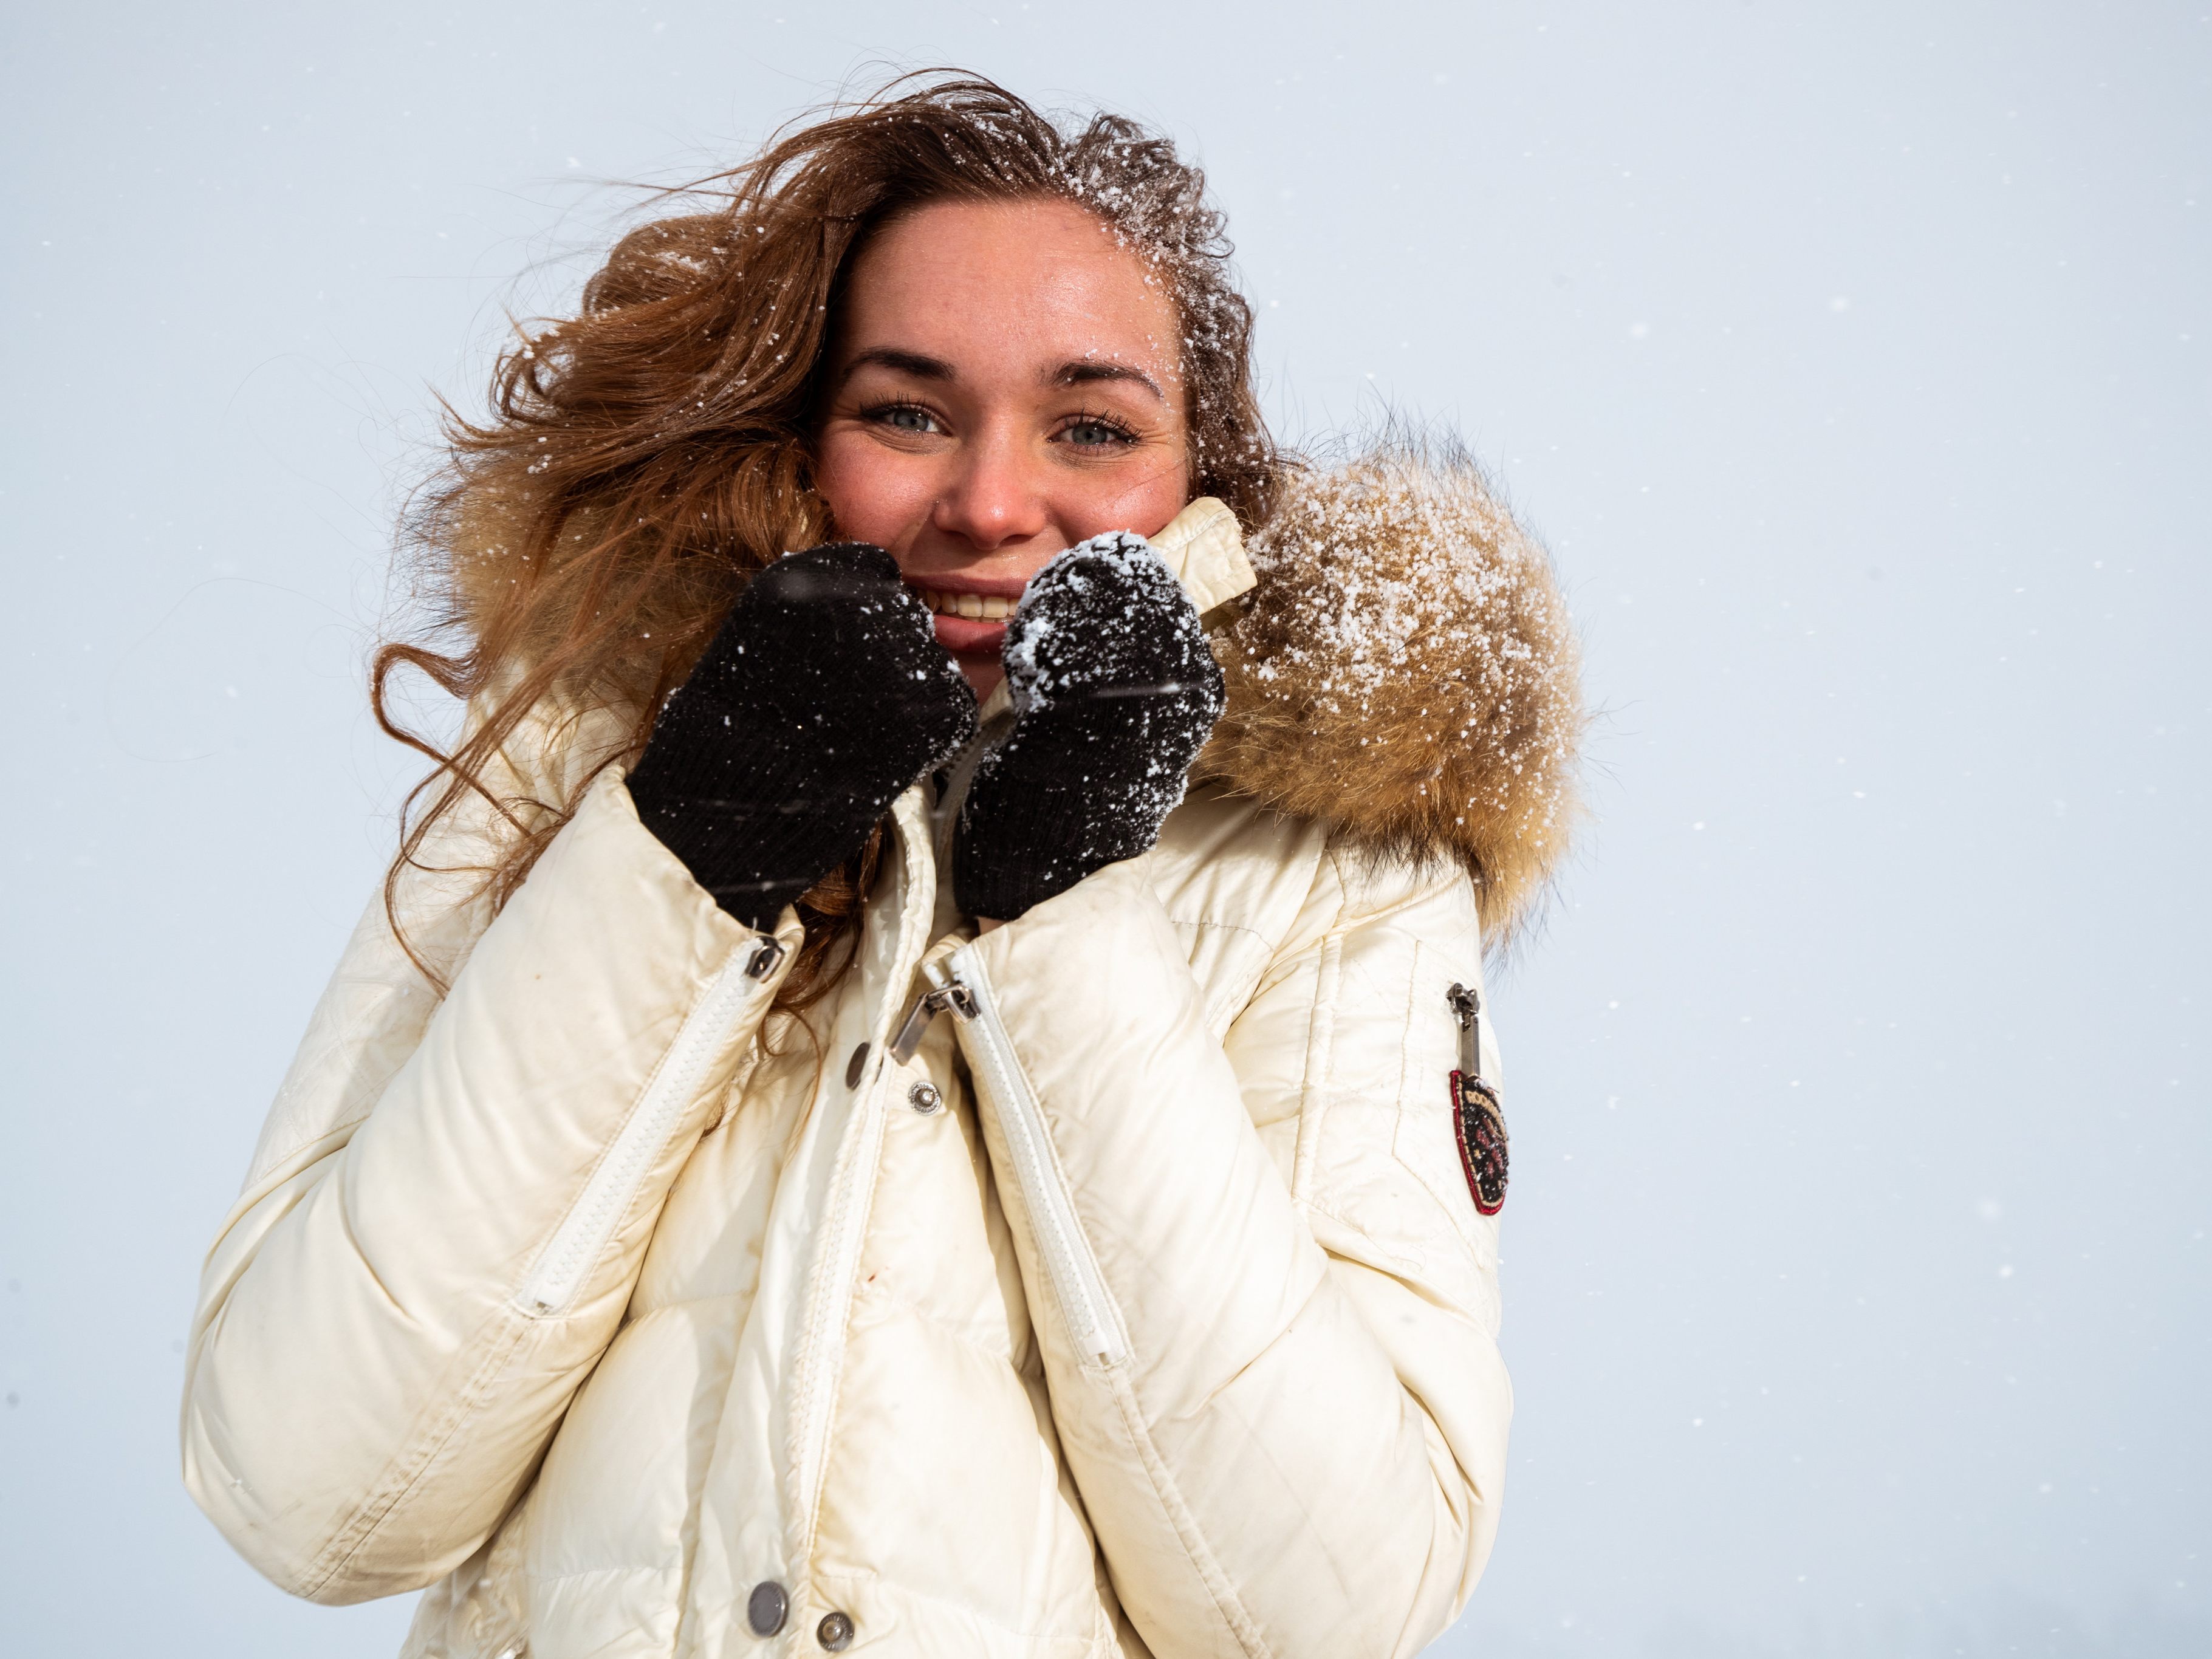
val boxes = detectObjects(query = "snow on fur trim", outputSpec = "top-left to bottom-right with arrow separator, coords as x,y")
1201,442 -> 1585,948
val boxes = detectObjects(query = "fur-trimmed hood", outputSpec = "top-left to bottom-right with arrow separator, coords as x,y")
1155,447 -> 1584,948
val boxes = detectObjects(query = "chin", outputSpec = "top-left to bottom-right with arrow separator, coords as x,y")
956,657 -> 1004,700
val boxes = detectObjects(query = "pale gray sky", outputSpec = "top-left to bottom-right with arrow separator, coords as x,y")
3,4 -> 2207,1654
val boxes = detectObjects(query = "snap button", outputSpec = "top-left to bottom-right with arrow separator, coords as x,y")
746,1580 -> 788,1637
817,1609 -> 854,1650
908,1081 -> 942,1115
843,1042 -> 870,1088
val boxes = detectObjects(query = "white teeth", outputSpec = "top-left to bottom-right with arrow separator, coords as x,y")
922,588 -> 1012,621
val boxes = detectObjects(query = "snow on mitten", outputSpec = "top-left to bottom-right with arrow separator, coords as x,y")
954,533 -> 1226,922
628,542 -> 977,930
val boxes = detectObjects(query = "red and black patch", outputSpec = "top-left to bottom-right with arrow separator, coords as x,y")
1451,1071 -> 1510,1216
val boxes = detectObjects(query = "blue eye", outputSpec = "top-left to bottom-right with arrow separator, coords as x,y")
1063,419 -> 1131,448
872,403 -> 939,434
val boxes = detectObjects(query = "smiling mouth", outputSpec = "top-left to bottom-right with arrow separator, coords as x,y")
916,587 -> 1016,621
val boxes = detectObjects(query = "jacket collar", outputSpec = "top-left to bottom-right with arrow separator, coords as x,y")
1151,495 -> 1258,619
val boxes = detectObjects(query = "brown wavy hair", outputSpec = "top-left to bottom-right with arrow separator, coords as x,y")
374,73 -> 1280,1010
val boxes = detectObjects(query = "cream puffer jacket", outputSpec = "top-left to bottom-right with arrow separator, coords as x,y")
182,453 -> 1583,1659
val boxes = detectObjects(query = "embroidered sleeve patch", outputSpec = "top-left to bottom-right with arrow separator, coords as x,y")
1451,1070 -> 1510,1216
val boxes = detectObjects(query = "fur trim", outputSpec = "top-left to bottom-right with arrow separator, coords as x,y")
1202,445 -> 1585,946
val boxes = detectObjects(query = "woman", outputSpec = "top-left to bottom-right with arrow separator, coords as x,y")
183,77 -> 1583,1659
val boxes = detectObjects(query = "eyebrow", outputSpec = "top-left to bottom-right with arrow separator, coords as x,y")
1053,360 -> 1165,402
839,347 -> 1166,403
840,346 -> 956,383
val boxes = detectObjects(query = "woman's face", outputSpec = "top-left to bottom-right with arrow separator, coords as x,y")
814,197 -> 1193,697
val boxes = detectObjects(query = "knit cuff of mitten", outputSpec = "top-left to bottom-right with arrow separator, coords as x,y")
629,750 -> 882,932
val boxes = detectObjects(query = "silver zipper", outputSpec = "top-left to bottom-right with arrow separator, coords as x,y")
889,980 -> 977,1064
1448,982 -> 1484,1079
945,946 -> 1127,1367
513,949 -> 764,1316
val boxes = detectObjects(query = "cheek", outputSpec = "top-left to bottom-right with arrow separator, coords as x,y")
814,429 -> 934,552
1054,450 -> 1194,542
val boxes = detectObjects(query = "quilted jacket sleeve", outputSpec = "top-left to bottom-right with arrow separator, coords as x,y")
181,762 -> 800,1604
948,847 -> 1510,1659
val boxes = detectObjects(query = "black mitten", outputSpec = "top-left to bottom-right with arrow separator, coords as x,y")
954,533 -> 1226,921
627,543 -> 977,929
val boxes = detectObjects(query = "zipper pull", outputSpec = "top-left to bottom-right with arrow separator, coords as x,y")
1447,982 -> 1484,1079
889,979 -> 978,1064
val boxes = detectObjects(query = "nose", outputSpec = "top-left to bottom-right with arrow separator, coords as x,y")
930,421 -> 1049,552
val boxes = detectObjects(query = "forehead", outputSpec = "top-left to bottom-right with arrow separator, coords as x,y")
840,198 -> 1182,386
